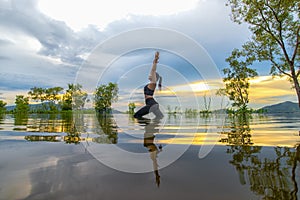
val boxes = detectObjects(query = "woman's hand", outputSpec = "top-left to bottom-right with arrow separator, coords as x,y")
153,51 -> 159,64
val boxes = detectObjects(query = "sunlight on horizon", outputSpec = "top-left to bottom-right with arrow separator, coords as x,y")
249,75 -> 296,106
2,75 -> 296,108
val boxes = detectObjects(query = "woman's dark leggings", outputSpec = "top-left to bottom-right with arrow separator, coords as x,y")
134,98 -> 164,119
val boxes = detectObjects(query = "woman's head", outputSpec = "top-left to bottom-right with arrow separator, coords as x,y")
148,72 -> 162,90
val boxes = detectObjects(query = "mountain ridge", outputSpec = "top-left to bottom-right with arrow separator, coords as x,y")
260,101 -> 299,113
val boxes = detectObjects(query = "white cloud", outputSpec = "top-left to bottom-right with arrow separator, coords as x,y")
38,0 -> 200,31
0,0 -> 257,107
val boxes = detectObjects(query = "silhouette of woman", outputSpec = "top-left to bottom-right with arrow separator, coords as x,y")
134,52 -> 164,119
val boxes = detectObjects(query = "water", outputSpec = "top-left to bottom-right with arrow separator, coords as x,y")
0,112 -> 299,200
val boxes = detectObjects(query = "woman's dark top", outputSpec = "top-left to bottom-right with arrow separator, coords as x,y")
144,85 -> 155,96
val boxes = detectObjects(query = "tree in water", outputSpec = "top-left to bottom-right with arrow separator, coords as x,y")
28,86 -> 63,112
226,0 -> 300,107
218,48 -> 258,112
94,82 -> 118,113
14,95 -> 29,113
45,87 -> 63,112
128,102 -> 136,115
0,100 -> 7,113
61,83 -> 87,110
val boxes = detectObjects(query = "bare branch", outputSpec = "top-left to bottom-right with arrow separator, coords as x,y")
266,43 -> 291,78
291,26 -> 300,63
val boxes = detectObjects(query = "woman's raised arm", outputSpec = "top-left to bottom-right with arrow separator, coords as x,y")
149,52 -> 159,83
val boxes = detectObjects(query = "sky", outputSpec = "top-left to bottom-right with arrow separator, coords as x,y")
0,0 -> 297,110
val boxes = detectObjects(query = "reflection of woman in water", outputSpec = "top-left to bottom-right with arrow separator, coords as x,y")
134,52 -> 164,119
141,120 -> 162,187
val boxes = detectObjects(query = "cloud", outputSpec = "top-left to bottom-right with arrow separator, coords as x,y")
38,0 -> 200,31
103,0 -> 250,68
1,0 -> 275,108
0,0 -> 107,104
249,76 -> 297,107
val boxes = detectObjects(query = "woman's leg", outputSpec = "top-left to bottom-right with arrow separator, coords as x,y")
134,105 -> 151,119
150,104 -> 164,119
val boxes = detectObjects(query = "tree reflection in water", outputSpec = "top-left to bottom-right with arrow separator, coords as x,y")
23,113 -> 82,144
0,113 -> 5,130
63,112 -> 86,144
14,113 -> 29,126
92,113 -> 118,144
219,113 -> 253,146
21,112 -> 119,144
221,113 -> 300,199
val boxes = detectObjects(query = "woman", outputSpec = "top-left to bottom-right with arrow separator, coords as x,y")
134,52 -> 164,119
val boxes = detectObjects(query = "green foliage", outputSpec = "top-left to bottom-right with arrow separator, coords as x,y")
128,102 -> 136,115
28,87 -> 46,102
46,87 -> 64,112
15,95 -> 29,113
220,48 -> 258,110
227,0 -> 300,107
94,82 -> 118,113
28,86 -> 63,112
0,100 -> 7,113
61,83 -> 87,110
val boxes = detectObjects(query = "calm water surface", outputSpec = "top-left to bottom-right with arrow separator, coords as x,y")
0,112 -> 299,200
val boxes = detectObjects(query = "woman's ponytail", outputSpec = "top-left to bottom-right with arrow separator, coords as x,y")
156,72 -> 162,90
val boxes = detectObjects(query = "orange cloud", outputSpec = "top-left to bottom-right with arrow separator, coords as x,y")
248,75 -> 296,106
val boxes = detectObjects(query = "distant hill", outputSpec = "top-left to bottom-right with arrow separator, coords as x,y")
260,101 -> 300,113
5,105 -> 15,112
5,102 -> 60,112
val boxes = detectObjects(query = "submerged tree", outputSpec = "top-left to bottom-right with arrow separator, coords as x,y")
45,87 -> 63,111
0,100 -> 7,113
94,82 -> 118,113
61,83 -> 87,110
14,95 -> 29,113
128,102 -> 136,115
227,0 -> 300,107
28,86 -> 63,112
28,87 -> 45,102
218,48 -> 258,112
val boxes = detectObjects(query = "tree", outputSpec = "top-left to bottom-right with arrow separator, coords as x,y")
94,82 -> 118,113
61,84 -> 87,110
28,86 -> 63,112
45,87 -> 63,103
45,86 -> 63,111
15,95 -> 29,113
28,87 -> 46,102
227,0 -> 300,107
28,87 -> 47,112
0,100 -> 7,113
128,102 -> 136,115
218,49 -> 258,111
